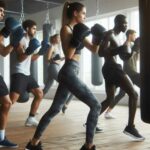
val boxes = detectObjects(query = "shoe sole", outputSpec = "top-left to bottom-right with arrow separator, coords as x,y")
0,145 -> 18,148
25,124 -> 38,127
123,131 -> 145,141
95,130 -> 104,133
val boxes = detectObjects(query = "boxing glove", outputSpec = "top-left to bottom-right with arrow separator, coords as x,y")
10,26 -> 24,47
91,24 -> 106,45
119,45 -> 132,60
38,40 -> 50,55
132,37 -> 140,52
52,54 -> 61,61
0,17 -> 20,38
70,23 -> 90,48
25,38 -> 41,55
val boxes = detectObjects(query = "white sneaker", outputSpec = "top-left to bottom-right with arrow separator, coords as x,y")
104,112 -> 115,119
25,117 -> 39,127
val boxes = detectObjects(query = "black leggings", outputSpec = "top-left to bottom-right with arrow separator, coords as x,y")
34,60 -> 101,144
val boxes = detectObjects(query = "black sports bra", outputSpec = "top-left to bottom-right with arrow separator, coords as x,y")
67,24 -> 84,54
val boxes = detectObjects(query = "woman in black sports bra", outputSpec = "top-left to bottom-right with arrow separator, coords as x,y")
25,2 -> 101,150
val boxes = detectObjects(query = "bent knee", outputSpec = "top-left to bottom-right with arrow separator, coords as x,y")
129,90 -> 138,100
34,90 -> 43,100
91,100 -> 101,112
2,100 -> 12,109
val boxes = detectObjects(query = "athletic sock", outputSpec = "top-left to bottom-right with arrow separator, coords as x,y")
0,130 -> 5,141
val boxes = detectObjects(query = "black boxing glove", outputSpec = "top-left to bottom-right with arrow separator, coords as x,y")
132,37 -> 140,52
119,45 -> 132,60
70,23 -> 90,48
91,24 -> 106,45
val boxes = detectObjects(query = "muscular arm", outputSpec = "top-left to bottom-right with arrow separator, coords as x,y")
0,35 -> 14,57
15,43 -> 28,62
83,37 -> 100,54
98,31 -> 124,57
47,46 -> 54,62
31,54 -> 39,61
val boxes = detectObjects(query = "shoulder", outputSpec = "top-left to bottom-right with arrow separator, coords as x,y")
60,25 -> 72,41
61,25 -> 72,35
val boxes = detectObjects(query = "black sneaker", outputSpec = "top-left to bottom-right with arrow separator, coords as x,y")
0,137 -> 18,148
25,141 -> 43,150
62,105 -> 67,114
96,126 -> 103,133
83,124 -> 103,133
80,144 -> 96,150
123,125 -> 145,141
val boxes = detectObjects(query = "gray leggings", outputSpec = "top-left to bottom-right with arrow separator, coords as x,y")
109,72 -> 140,109
34,60 -> 101,144
43,63 -> 73,105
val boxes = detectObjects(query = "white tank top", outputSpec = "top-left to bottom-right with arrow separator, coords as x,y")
11,36 -> 31,76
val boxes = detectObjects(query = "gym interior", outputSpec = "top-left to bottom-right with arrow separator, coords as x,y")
0,0 -> 149,150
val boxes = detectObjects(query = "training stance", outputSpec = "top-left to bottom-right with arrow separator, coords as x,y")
105,30 -> 140,119
25,1 -> 106,150
10,19 -> 49,127
0,0 -> 24,148
97,14 -> 144,141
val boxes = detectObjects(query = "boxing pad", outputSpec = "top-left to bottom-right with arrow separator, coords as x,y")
119,45 -> 132,60
91,24 -> 106,45
70,23 -> 90,48
17,91 -> 29,103
38,40 -> 50,55
91,53 -> 103,85
25,38 -> 41,55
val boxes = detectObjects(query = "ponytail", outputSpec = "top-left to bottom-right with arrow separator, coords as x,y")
61,1 -> 84,27
61,1 -> 70,27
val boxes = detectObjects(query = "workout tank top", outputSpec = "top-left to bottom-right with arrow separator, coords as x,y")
52,45 -> 61,59
67,24 -> 84,54
11,36 -> 31,76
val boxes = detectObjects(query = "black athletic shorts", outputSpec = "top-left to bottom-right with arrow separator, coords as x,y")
0,75 -> 9,97
102,62 -> 125,86
10,73 -> 39,94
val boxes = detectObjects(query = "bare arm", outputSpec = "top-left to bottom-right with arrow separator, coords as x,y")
47,46 -> 54,62
0,35 -> 14,57
83,36 -> 100,54
31,54 -> 40,61
15,43 -> 28,62
60,26 -> 76,59
98,31 -> 124,57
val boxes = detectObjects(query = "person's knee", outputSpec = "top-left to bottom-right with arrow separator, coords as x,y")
34,89 -> 43,100
50,105 -> 62,115
91,100 -> 101,113
130,90 -> 138,101
2,99 -> 12,110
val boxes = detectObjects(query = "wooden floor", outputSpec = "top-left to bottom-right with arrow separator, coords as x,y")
3,98 -> 150,150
